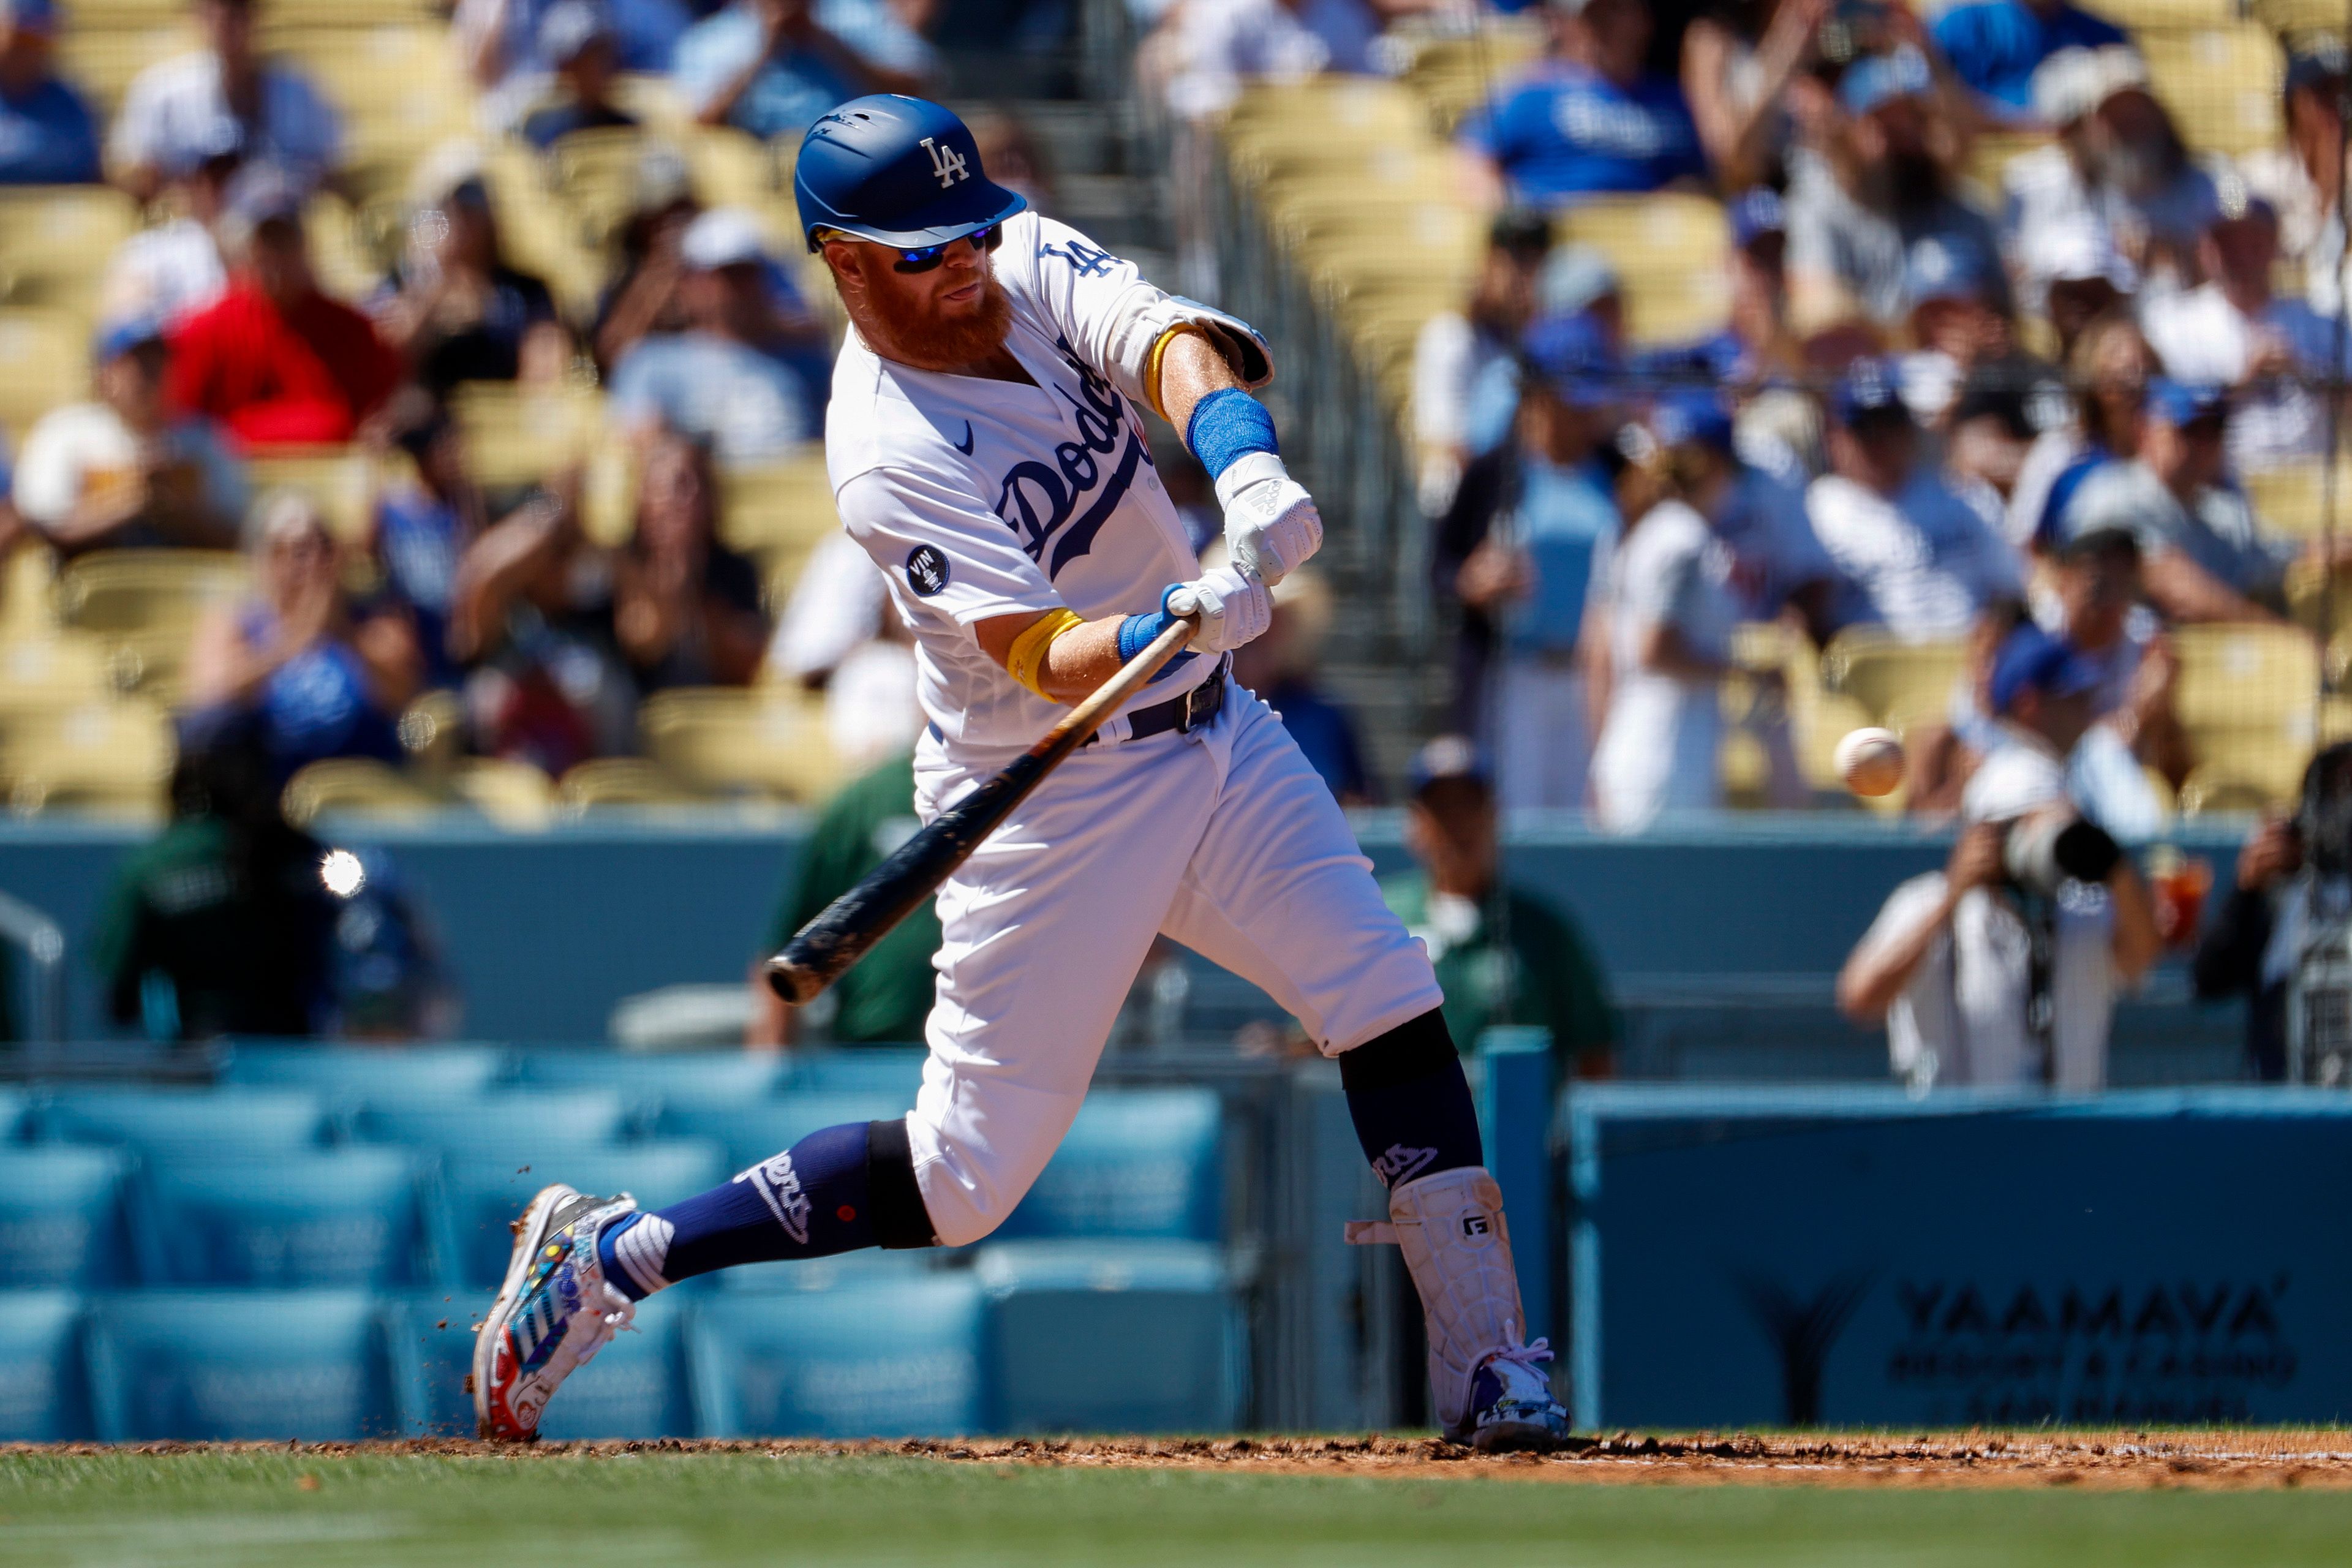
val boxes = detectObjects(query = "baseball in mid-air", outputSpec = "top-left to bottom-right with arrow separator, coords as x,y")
1835,727 -> 1907,798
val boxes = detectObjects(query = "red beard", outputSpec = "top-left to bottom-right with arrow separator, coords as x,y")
850,265 -> 1014,372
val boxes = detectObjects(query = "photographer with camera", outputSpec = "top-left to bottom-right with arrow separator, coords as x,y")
1838,624 -> 2160,1090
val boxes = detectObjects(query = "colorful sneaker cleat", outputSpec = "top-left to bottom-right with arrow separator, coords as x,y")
1460,1335 -> 1572,1452
472,1183 -> 638,1442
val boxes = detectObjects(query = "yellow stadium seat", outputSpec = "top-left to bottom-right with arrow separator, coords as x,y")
1817,630 -> 1969,733
0,542 -> 59,643
2169,622 -> 2320,731
451,383 -> 609,484
1393,18 -> 1549,131
2177,752 -> 2309,815
718,452 -> 837,570
2141,24 -> 2285,156
0,187 -> 141,314
0,308 -> 89,432
246,447 -> 377,543
638,687 -> 839,802
54,549 -> 247,699
2245,463 -> 2342,539
0,697 -> 173,816
557,756 -> 708,812
281,757 -> 442,826
451,756 -> 556,830
0,635 -> 118,709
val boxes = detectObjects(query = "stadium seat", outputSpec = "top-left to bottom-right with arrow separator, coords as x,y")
0,635 -> 118,710
638,688 -> 842,804
86,1289 -> 413,1440
450,756 -> 558,829
687,1275 -> 987,1438
997,1090 -> 1224,1243
440,1139 -> 728,1289
0,1085 -> 28,1139
280,757 -> 444,826
790,1047 -> 930,1096
2244,462 -> 2336,540
138,1149 -> 448,1288
654,1091 -> 913,1174
0,697 -> 175,817
0,186 -> 141,314
513,1048 -> 790,1112
2141,24 -> 2283,156
554,756 -> 711,811
717,1249 -> 939,1294
2171,624 -> 2320,733
1817,630 -> 1969,734
348,1090 -> 635,1163
395,1290 -> 693,1439
222,1043 -> 512,1101
716,453 -> 838,567
0,1148 -> 138,1289
0,307 -> 89,431
974,1240 -> 1243,1434
0,1291 -> 94,1440
37,1087 -> 330,1156
246,447 -> 377,542
53,549 -> 247,701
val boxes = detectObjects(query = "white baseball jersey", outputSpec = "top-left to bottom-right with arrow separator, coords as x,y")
829,211 -> 1218,755
818,213 -> 1444,1246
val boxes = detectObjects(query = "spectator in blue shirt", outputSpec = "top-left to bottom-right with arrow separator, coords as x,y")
0,0 -> 100,185
675,0 -> 918,144
1460,0 -> 1708,210
1931,0 -> 2127,121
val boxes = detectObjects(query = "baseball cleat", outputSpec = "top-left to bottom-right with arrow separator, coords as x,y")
472,1183 -> 638,1441
1458,1338 -> 1572,1452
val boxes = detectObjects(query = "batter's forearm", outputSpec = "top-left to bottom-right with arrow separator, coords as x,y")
974,609 -> 1128,703
1154,330 -> 1246,438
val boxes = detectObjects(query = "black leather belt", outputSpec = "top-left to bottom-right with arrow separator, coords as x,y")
1086,661 -> 1227,747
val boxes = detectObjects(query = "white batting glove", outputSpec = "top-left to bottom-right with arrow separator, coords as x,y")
1164,565 -> 1272,654
1216,453 -> 1322,587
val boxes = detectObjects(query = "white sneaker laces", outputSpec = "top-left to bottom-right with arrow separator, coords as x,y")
1483,1321 -> 1555,1389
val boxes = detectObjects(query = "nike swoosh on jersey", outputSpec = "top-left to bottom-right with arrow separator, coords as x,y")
953,421 -> 974,455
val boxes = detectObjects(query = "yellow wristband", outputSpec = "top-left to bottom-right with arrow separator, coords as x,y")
1144,323 -> 1203,423
1005,607 -> 1087,701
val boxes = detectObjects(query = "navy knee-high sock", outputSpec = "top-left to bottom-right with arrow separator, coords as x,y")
1339,1009 -> 1484,1189
597,1121 -> 876,1298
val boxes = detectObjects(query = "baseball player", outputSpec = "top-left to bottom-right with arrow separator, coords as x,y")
475,96 -> 1569,1450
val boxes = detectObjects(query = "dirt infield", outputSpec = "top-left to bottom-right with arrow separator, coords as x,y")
15,1433 -> 2352,1490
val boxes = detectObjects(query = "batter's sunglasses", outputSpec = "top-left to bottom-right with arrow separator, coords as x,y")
815,224 -> 1005,273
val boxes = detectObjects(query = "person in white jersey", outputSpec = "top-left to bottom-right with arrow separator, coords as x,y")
473,96 -> 1571,1452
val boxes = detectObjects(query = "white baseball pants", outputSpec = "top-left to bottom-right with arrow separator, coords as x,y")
905,680 -> 1442,1246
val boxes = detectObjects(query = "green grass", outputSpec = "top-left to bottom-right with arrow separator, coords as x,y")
4,1452 -> 2352,1567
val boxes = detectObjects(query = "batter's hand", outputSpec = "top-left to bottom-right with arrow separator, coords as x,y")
1218,456 -> 1322,586
1165,565 -> 1272,654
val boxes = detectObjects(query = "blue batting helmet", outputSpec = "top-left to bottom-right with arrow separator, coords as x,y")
794,95 -> 1027,254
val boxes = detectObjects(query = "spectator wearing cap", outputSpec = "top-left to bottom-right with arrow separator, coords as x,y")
371,153 -> 565,397
98,120 -> 244,331
1839,622 -> 2159,1091
674,0 -> 916,145
605,206 -> 822,464
1589,393 -> 1746,832
1634,187 -> 1798,393
0,0 -> 100,184
2059,379 -> 2304,626
109,0 -> 342,203
1460,242 -> 1621,460
457,0 -> 692,131
165,177 -> 403,448
2006,307 -> 2154,550
1807,358 -> 2024,640
2141,184 -> 2348,474
1381,736 -> 1618,1078
183,491 -> 420,785
2002,46 -> 2216,298
1929,0 -> 2125,121
1412,208 -> 1552,518
519,2 -> 641,150
1896,233 -> 2041,431
12,318 -> 244,557
1437,311 -> 1623,809
1679,0 -> 1829,192
1229,564 -> 1376,807
1784,45 -> 2006,329
1458,0 -> 1706,212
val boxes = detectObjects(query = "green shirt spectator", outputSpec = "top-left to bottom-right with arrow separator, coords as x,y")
755,750 -> 939,1046
1380,869 -> 1616,1074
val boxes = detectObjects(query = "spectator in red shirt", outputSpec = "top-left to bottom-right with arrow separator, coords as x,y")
166,175 -> 402,447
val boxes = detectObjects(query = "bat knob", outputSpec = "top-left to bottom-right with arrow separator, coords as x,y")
763,953 -> 824,1006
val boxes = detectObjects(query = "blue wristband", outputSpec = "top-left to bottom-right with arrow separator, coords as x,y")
1183,387 -> 1278,481
1118,609 -> 1177,663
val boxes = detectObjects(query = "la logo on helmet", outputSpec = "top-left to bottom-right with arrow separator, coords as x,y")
920,137 -> 969,189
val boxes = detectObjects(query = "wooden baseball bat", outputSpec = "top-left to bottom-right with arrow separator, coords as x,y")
765,617 -> 1199,1005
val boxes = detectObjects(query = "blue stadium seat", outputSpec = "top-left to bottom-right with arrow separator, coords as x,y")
347,1091 -> 633,1163
140,1150 -> 448,1288
654,1092 -> 912,1174
394,1292 -> 692,1439
790,1048 -> 929,1096
513,1049 -> 789,1115
974,1240 -> 1243,1434
0,1087 -> 29,1140
87,1291 -> 412,1440
442,1140 -> 728,1290
998,1090 -> 1224,1242
222,1044 -> 511,1101
0,1291 -> 93,1440
37,1088 -> 330,1156
719,1250 -> 940,1292
688,1275 -> 986,1438
0,1148 -> 137,1288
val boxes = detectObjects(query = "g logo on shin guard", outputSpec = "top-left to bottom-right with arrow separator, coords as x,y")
1460,1212 -> 1494,1243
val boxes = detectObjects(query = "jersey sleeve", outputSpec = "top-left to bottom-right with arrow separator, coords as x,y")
835,464 -> 1065,628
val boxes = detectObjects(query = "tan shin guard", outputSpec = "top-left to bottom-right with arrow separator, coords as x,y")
1381,1165 -> 1531,1437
